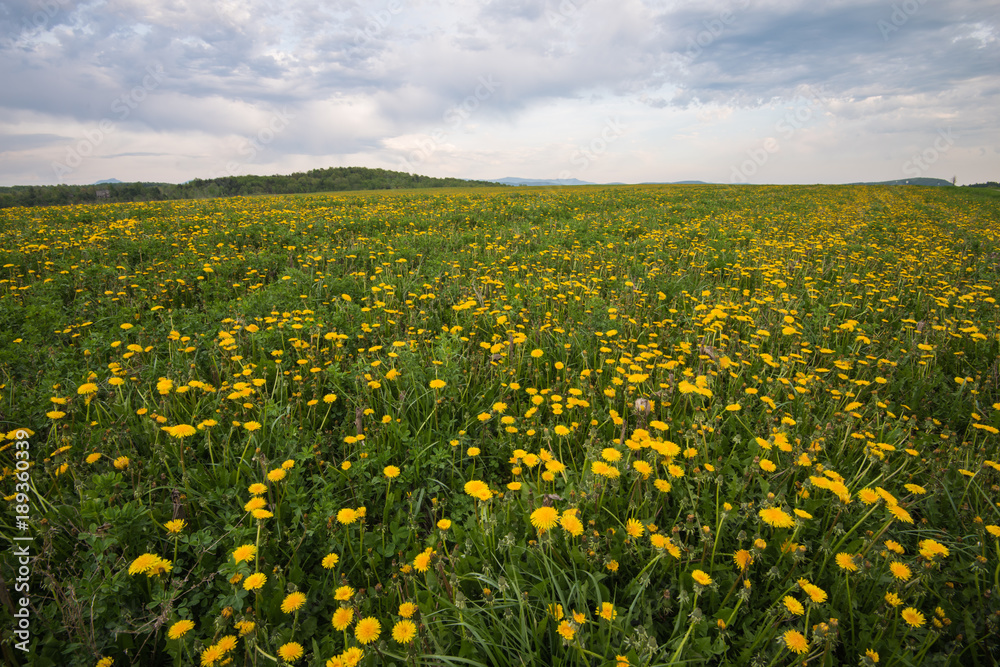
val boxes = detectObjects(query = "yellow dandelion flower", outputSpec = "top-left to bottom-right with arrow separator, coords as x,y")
835,553 -> 857,572
463,480 -> 490,499
625,518 -> 645,538
168,619 -> 195,639
392,619 -> 417,643
200,645 -> 223,666
783,629 -> 809,654
602,447 -> 622,462
759,507 -> 794,528
803,583 -> 827,604
332,606 -> 354,631
128,553 -> 159,576
244,496 -> 267,512
783,596 -> 804,615
164,519 -> 186,534
278,642 -> 304,662
413,547 -> 434,572
281,592 -> 307,613
531,506 -> 560,532
355,617 -> 381,644
596,602 -> 617,621
901,607 -> 925,627
889,562 -> 912,581
560,512 -> 584,537
164,424 -> 197,438
858,488 -> 879,504
691,570 -> 712,586
918,539 -> 949,559
887,503 -> 913,523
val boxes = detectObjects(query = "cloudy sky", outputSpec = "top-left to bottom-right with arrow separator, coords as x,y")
1,0 -> 997,186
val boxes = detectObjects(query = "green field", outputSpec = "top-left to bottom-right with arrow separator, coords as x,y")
1,184 -> 999,666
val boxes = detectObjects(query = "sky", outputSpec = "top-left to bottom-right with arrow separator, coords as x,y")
0,0 -> 997,186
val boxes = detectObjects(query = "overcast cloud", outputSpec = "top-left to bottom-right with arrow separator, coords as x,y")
0,0 -> 997,185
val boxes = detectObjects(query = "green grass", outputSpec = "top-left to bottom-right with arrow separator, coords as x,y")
0,184 -> 998,667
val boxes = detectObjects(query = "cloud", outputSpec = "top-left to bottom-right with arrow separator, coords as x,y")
0,0 -> 997,185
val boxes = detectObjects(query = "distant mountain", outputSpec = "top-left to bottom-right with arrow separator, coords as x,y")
847,178 -> 954,187
490,177 -> 714,186
94,178 -> 123,184
488,177 -> 595,186
639,180 -> 711,185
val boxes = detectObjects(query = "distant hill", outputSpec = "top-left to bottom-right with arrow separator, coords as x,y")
846,178 -> 954,187
490,177 -> 713,186
0,167 -> 502,209
640,180 -> 711,185
489,177 -> 595,186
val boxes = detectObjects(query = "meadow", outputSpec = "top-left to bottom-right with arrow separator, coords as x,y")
0,184 -> 998,667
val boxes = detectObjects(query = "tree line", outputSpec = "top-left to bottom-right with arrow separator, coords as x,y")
0,167 -> 502,208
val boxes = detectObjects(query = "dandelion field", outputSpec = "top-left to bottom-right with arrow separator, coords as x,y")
1,184 -> 999,666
